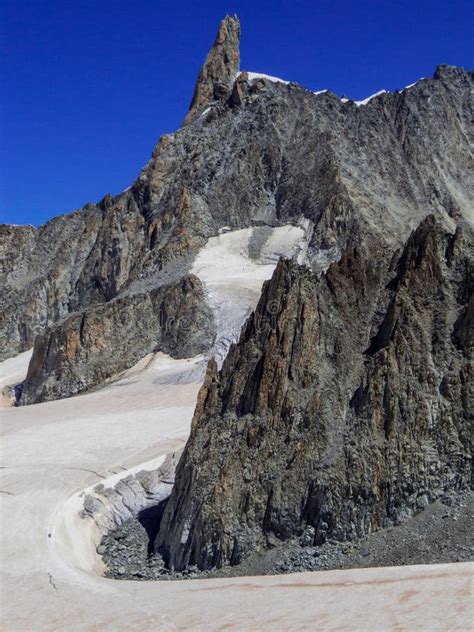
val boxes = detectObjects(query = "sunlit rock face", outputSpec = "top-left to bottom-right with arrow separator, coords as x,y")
18,274 -> 214,405
2,16 -> 472,382
156,217 -> 473,571
183,15 -> 241,125
0,11 -> 472,552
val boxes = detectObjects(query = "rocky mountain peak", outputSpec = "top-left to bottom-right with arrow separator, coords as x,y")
183,15 -> 240,124
1,17 -> 472,410
433,63 -> 469,81
155,216 -> 472,572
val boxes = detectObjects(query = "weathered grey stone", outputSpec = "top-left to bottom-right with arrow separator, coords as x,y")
0,20 -> 472,565
184,15 -> 240,124
19,275 -> 214,404
155,217 -> 473,571
300,526 -> 316,547
2,45 -> 472,371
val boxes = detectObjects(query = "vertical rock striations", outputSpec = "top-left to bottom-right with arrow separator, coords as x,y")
155,216 -> 473,571
183,15 -> 240,125
19,275 -> 214,404
1,17 -> 472,408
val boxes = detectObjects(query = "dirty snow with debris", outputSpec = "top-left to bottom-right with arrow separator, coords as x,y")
0,222 -> 472,631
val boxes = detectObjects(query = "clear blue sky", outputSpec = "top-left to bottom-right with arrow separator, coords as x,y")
1,0 -> 472,226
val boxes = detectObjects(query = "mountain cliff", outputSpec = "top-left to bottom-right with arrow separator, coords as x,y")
1,7 -> 472,477
1,13 -> 472,579
19,274 -> 214,404
156,217 -> 472,571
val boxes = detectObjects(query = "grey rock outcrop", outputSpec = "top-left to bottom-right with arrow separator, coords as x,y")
184,15 -> 240,124
19,274 -> 214,404
1,16 -> 473,407
155,216 -> 472,571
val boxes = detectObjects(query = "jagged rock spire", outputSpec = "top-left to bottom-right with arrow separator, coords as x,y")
183,15 -> 240,125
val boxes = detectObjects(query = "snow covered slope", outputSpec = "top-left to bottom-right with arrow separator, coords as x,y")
192,223 -> 311,364
0,339 -> 472,631
1,226 -> 472,630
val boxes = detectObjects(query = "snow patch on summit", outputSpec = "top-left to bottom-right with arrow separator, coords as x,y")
338,78 -> 425,106
402,79 -> 425,90
354,90 -> 387,106
246,72 -> 289,85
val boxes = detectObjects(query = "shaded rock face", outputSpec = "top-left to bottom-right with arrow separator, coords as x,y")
156,217 -> 473,571
1,16 -> 473,402
19,275 -> 214,405
0,210 -> 103,360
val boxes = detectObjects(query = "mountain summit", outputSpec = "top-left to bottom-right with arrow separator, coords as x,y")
184,15 -> 241,124
1,20 -> 472,406
1,23 -> 472,571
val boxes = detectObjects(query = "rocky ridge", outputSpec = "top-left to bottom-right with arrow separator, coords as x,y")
19,274 -> 214,404
1,17 -> 473,406
155,216 -> 472,571
1,14 -> 473,580
184,15 -> 240,124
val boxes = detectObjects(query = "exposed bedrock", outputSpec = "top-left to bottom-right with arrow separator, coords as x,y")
19,275 -> 214,405
184,15 -> 241,125
155,216 -> 473,571
1,15 -> 472,369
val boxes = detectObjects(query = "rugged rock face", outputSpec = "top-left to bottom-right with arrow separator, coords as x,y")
0,210 -> 103,360
155,216 -> 472,571
19,275 -> 214,404
184,15 -> 241,125
1,16 -> 473,407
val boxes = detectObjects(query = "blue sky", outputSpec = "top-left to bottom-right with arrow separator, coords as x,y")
1,0 -> 472,226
